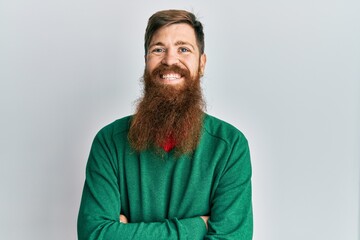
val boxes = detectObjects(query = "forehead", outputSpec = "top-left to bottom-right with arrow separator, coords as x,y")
150,23 -> 197,46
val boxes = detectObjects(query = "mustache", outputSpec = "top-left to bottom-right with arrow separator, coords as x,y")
150,64 -> 191,79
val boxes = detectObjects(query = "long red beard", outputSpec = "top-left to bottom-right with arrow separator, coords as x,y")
128,65 -> 206,155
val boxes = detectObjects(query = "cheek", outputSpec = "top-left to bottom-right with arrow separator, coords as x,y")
186,59 -> 200,76
145,60 -> 157,73
145,56 -> 159,70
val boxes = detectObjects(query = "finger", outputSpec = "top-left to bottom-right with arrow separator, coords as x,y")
119,214 -> 128,223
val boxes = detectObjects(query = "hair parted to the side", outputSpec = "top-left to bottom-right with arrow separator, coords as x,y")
144,9 -> 205,55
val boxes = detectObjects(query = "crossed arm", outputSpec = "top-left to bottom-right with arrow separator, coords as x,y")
119,215 -> 209,229
78,130 -> 253,239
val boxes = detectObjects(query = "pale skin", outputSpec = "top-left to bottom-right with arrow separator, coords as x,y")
145,23 -> 207,88
119,23 -> 209,228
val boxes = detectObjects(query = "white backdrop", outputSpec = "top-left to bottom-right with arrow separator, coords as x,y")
1,1 -> 359,239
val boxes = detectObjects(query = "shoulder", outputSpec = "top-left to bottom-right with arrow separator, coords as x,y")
95,115 -> 132,139
200,114 -> 251,177
203,113 -> 248,146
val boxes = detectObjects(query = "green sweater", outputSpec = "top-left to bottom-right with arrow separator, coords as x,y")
78,114 -> 253,239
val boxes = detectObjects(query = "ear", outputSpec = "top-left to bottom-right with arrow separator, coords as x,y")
199,53 -> 207,76
144,55 -> 147,64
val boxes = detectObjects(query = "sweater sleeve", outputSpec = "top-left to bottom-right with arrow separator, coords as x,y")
77,130 -> 207,240
205,134 -> 253,239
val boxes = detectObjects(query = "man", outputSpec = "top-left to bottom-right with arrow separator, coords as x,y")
78,9 -> 253,239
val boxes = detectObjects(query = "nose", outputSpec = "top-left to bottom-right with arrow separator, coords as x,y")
161,49 -> 179,66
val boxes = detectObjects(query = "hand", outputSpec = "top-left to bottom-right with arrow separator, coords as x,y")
200,216 -> 209,229
119,214 -> 128,224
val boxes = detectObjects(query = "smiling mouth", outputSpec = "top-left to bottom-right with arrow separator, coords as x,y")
160,73 -> 182,81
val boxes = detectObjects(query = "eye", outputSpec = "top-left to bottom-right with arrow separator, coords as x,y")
179,47 -> 190,53
151,48 -> 165,54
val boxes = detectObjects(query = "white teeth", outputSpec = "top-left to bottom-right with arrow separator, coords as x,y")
161,73 -> 181,80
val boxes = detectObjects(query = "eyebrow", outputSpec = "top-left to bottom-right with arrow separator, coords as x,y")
175,41 -> 195,50
149,41 -> 196,51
